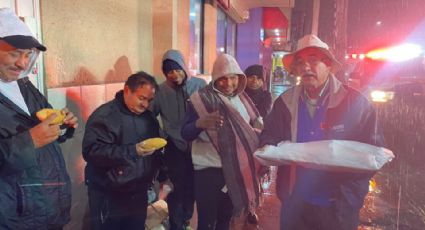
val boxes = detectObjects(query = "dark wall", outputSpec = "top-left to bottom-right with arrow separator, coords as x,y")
290,0 -> 314,50
347,0 -> 425,50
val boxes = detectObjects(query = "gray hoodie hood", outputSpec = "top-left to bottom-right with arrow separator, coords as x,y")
162,49 -> 191,82
150,50 -> 207,151
211,53 -> 246,95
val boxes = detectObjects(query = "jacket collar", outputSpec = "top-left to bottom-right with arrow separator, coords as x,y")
327,74 -> 347,108
115,90 -> 135,115
286,74 -> 347,109
0,78 -> 33,117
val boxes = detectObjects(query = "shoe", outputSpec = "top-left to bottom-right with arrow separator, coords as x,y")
247,212 -> 259,224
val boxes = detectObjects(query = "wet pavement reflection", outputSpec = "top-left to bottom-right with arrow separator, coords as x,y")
231,167 -> 280,230
359,94 -> 425,230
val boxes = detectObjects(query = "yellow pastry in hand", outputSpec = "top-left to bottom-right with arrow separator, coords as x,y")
36,108 -> 65,125
142,138 -> 167,151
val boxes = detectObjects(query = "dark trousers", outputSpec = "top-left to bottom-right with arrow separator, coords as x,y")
88,188 -> 148,230
163,141 -> 195,229
194,168 -> 233,230
280,193 -> 359,230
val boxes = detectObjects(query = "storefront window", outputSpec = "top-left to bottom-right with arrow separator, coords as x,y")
216,9 -> 226,54
216,8 -> 236,56
226,17 -> 236,57
189,0 -> 203,74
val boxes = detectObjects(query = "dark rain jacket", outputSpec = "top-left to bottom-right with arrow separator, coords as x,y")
0,77 -> 72,230
245,88 -> 272,118
82,90 -> 161,194
260,75 -> 385,214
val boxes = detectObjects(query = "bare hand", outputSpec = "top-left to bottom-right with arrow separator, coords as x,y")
195,111 -> 224,130
30,113 -> 61,148
61,107 -> 78,129
135,142 -> 155,156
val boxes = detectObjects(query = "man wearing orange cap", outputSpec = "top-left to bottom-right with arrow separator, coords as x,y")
0,8 -> 78,229
260,34 -> 385,230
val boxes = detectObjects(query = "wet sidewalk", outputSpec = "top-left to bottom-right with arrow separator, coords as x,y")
231,167 -> 281,230
188,167 -> 281,230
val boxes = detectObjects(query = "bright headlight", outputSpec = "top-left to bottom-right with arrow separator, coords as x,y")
370,90 -> 394,103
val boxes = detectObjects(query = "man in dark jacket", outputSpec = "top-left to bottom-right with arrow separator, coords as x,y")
260,34 -> 385,230
244,64 -> 272,118
83,72 -> 163,230
0,8 -> 78,229
149,49 -> 206,230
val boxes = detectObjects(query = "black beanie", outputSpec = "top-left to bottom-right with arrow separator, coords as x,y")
162,59 -> 184,75
244,64 -> 265,81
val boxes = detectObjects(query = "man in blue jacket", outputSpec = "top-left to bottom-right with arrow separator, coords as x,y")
260,34 -> 386,230
0,8 -> 78,229
150,49 -> 206,230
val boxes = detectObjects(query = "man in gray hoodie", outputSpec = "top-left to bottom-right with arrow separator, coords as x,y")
150,49 -> 206,229
181,54 -> 263,229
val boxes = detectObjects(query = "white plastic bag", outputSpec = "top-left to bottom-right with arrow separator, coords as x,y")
254,140 -> 394,172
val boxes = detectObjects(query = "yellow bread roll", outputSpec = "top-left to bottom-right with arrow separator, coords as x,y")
142,138 -> 167,150
36,108 -> 65,125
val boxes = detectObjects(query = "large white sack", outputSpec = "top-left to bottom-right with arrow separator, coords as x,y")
254,140 -> 394,172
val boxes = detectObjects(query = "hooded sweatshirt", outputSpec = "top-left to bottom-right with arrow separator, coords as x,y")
182,54 -> 262,169
181,54 -> 262,213
149,49 -> 206,151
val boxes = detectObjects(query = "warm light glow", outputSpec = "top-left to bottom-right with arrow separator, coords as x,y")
296,76 -> 301,85
370,90 -> 394,103
366,44 -> 422,62
369,178 -> 377,192
346,53 -> 365,60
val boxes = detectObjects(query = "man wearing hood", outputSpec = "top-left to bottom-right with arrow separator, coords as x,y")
244,64 -> 272,118
181,54 -> 262,229
149,49 -> 206,229
0,8 -> 78,229
260,34 -> 385,229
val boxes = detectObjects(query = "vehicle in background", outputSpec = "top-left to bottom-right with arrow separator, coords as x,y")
346,43 -> 425,103
347,43 -> 425,229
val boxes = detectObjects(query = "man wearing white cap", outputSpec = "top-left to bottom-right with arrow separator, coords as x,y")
260,34 -> 385,229
0,8 -> 78,229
